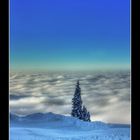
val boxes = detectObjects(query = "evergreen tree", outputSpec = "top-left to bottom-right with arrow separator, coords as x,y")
71,80 -> 83,120
81,106 -> 87,121
71,80 -> 91,122
87,112 -> 91,122
81,106 -> 91,122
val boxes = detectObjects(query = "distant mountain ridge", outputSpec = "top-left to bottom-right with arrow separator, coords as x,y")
10,112 -> 130,129
10,112 -> 130,140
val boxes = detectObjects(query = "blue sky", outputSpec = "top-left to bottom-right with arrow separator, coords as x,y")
10,0 -> 130,71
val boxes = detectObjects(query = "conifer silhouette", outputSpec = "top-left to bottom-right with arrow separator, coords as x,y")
71,80 -> 83,120
71,80 -> 91,122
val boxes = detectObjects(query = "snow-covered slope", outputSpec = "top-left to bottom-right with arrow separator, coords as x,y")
10,113 -> 130,140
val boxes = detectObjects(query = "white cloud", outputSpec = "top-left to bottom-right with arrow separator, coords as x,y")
10,71 -> 130,124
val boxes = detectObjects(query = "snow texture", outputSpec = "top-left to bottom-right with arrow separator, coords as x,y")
10,112 -> 130,140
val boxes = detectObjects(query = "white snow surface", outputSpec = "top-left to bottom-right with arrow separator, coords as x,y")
10,112 -> 130,140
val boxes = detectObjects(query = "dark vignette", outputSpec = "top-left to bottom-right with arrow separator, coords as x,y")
0,0 -> 9,140
132,0 -> 140,140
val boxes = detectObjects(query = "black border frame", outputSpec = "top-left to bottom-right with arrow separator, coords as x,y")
0,0 -> 140,140
0,0 -> 9,140
132,0 -> 140,140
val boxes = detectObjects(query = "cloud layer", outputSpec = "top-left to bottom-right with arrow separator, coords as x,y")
10,70 -> 130,124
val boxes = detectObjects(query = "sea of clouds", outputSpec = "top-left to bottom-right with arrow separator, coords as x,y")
10,70 -> 130,124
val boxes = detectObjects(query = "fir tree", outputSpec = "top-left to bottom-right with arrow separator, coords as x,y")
71,80 -> 83,120
71,80 -> 91,122
81,106 -> 91,122
81,106 -> 87,121
87,112 -> 91,122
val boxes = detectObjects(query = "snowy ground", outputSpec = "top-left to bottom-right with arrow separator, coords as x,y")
10,113 -> 130,140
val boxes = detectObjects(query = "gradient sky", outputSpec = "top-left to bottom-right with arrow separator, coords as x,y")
10,0 -> 130,71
